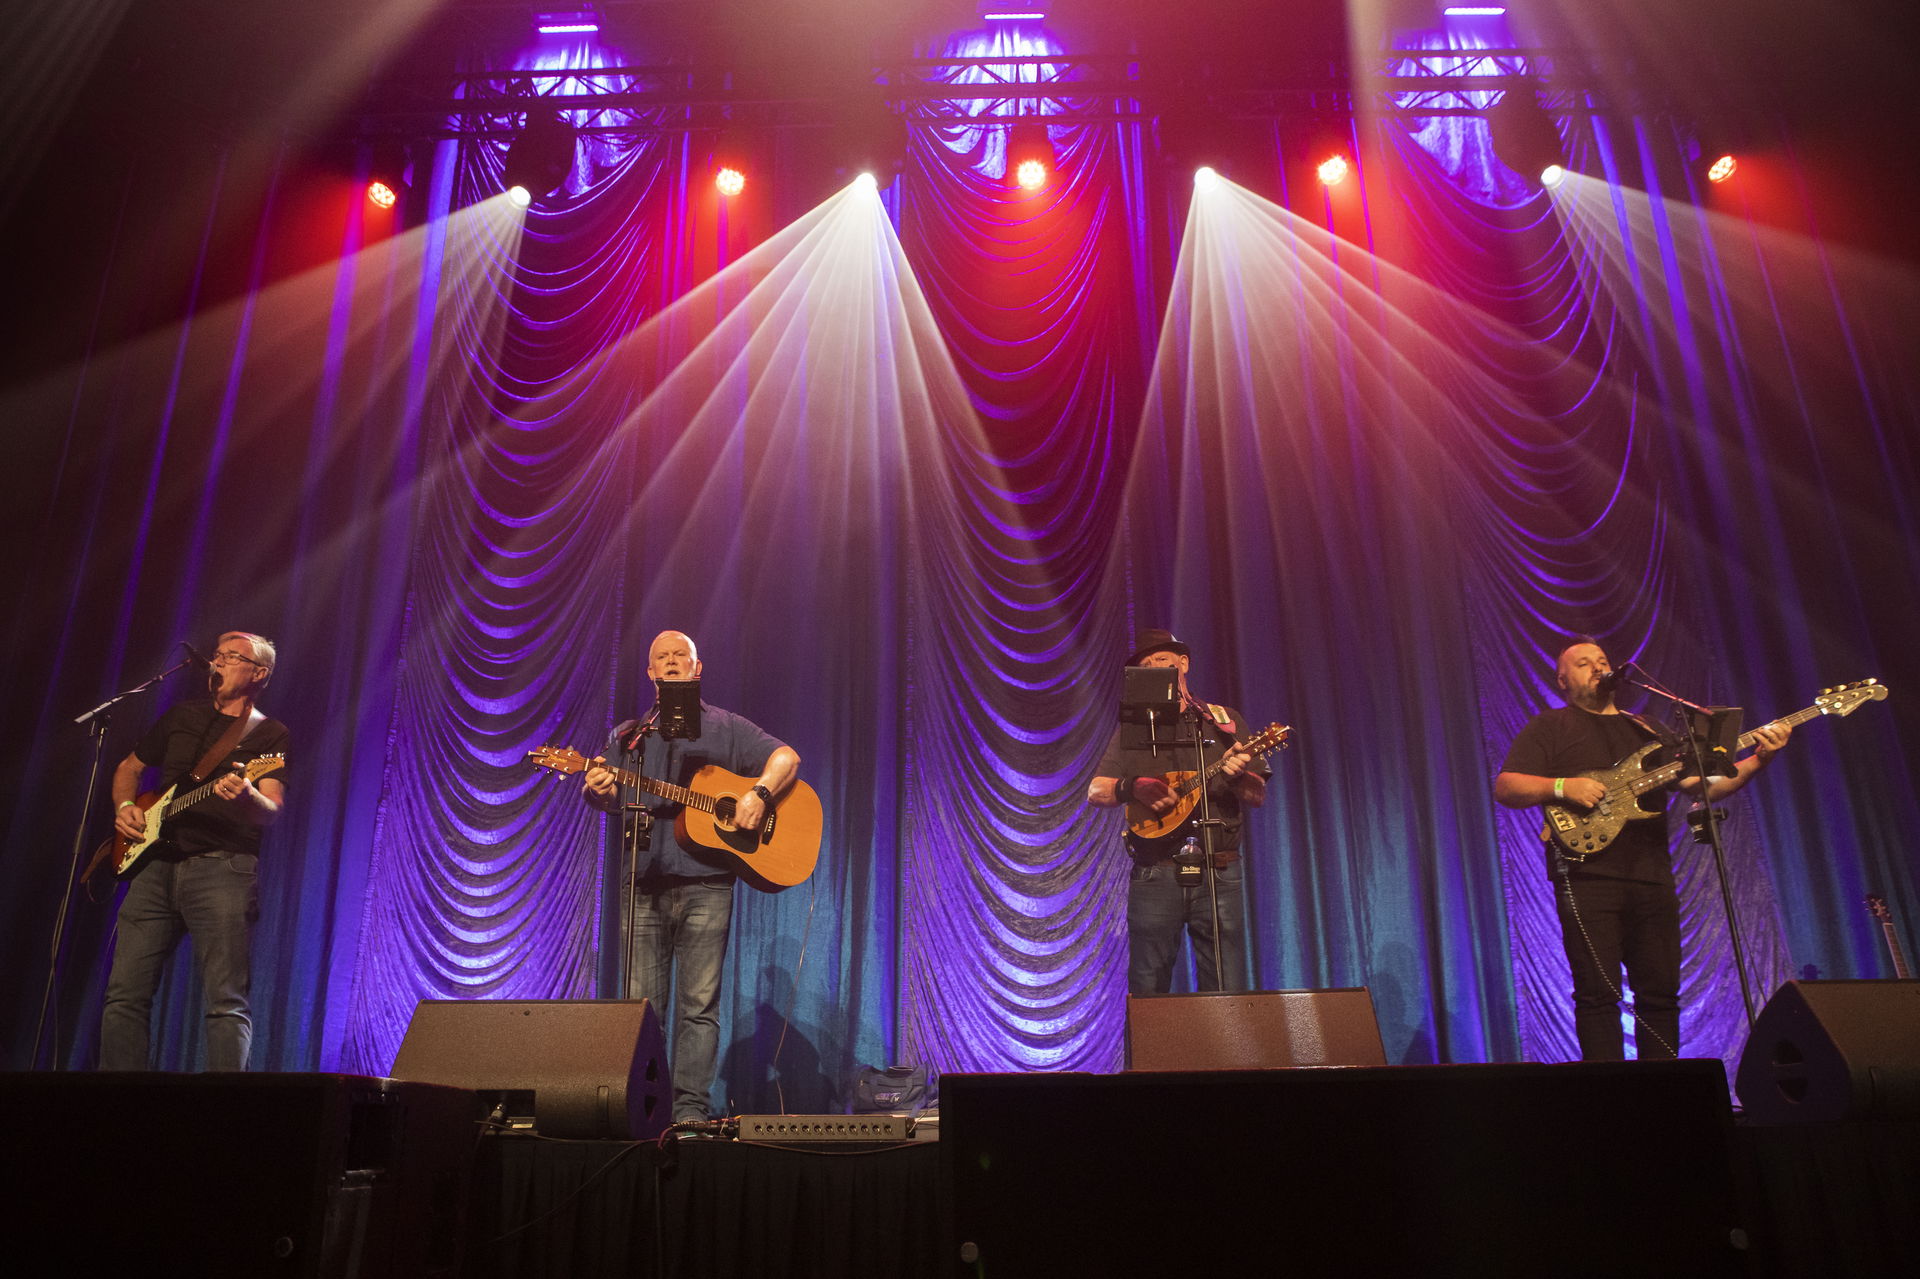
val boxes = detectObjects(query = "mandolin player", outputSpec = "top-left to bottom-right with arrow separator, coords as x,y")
1087,628 -> 1271,998
1494,637 -> 1790,1061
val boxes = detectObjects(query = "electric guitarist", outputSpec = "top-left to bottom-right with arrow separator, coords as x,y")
1087,628 -> 1278,999
580,630 -> 801,1125
100,631 -> 290,1072
1494,637 -> 1790,1062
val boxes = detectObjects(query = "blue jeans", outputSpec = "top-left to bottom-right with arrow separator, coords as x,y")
101,852 -> 259,1071
1127,860 -> 1247,996
627,878 -> 735,1120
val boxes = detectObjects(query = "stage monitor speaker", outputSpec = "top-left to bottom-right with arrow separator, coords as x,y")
391,998 -> 670,1139
1735,979 -> 1920,1124
1127,987 -> 1387,1070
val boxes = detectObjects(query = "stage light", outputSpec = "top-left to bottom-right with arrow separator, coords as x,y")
361,139 -> 410,213
1442,6 -> 1507,13
1488,78 -> 1564,189
855,172 -> 878,193
1006,118 -> 1054,191
715,166 -> 746,197
1540,164 -> 1566,188
1706,153 -> 1737,183
1194,166 -> 1220,192
367,180 -> 399,209
502,111 -> 576,205
979,1 -> 1047,17
1316,154 -> 1350,186
507,185 -> 533,209
533,6 -> 599,34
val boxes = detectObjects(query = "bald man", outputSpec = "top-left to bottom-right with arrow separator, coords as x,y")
583,631 -> 799,1123
1495,637 -> 1789,1060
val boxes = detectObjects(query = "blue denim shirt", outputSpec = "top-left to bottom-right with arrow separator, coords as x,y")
603,701 -> 785,879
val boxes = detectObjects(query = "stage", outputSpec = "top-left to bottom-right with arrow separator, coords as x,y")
4,1063 -> 1915,1278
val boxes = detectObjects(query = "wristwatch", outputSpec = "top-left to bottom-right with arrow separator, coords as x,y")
751,784 -> 774,803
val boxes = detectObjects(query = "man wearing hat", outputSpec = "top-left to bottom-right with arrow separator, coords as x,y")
1087,628 -> 1270,995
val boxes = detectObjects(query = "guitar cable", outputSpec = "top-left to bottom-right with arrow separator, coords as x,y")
1551,851 -> 1680,1061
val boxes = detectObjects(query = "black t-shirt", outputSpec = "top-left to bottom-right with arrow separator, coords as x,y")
1501,705 -> 1672,884
1096,702 -> 1271,862
133,699 -> 291,858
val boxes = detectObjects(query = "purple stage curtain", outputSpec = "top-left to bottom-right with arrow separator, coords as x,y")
2,27 -> 1915,1089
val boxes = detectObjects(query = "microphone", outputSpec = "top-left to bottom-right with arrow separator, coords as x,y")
180,642 -> 210,668
1596,666 -> 1630,696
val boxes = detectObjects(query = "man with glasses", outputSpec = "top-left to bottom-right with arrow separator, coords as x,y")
101,631 -> 290,1070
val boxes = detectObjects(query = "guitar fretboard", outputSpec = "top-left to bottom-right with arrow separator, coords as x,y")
1623,703 -> 1829,798
598,764 -> 721,815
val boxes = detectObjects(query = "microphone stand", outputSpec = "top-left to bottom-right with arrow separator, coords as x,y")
1611,663 -> 1761,1035
1183,701 -> 1231,991
618,708 -> 660,999
31,650 -> 202,1070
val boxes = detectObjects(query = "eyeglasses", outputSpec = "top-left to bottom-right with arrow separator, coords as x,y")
210,649 -> 265,668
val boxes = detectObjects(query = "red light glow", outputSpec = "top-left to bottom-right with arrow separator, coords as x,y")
1015,158 -> 1048,190
367,180 -> 399,209
1706,154 -> 1737,184
1316,154 -> 1350,186
715,166 -> 746,197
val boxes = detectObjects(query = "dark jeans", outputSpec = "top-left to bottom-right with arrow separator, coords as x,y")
627,877 -> 734,1121
101,852 -> 259,1071
1553,869 -> 1681,1061
1127,860 -> 1247,996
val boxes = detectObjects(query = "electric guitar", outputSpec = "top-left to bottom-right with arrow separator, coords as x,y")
1866,894 -> 1913,980
528,745 -> 822,892
1124,721 -> 1292,841
85,754 -> 286,882
1543,680 -> 1887,861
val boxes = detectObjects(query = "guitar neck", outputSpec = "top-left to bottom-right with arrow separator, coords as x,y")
1626,703 -> 1822,796
1886,924 -> 1914,980
604,765 -> 719,815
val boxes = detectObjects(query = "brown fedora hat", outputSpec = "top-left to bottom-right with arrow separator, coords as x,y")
1125,627 -> 1190,667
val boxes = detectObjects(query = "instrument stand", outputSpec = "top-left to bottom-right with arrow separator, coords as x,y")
31,651 -> 201,1070
1619,665 -> 1761,1034
617,708 -> 661,999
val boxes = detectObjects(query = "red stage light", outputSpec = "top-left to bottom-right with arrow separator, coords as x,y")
1706,154 -> 1737,184
367,180 -> 399,209
1316,154 -> 1350,186
715,166 -> 746,197
1014,157 -> 1048,190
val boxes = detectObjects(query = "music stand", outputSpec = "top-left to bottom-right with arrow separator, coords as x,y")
656,678 -> 702,741
1685,706 -> 1742,780
1120,666 -> 1184,757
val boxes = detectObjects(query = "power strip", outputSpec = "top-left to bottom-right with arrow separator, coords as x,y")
734,1114 -> 917,1143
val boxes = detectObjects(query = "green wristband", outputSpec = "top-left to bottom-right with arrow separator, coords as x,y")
1552,778 -> 1565,799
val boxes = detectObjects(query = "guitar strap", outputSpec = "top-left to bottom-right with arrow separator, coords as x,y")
1620,711 -> 1677,746
189,707 -> 264,782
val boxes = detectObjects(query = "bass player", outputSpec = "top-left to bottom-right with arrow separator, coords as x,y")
1494,637 -> 1790,1061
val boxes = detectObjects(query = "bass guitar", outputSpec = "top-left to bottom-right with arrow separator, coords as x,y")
1866,894 -> 1913,980
1544,680 -> 1887,860
85,754 -> 287,883
1125,721 -> 1291,841
529,745 -> 822,892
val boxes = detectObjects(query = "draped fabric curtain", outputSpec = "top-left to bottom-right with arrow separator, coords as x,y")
4,32 -> 1914,1086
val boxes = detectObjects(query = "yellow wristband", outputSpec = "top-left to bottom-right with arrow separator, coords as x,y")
1552,778 -> 1565,799
116,799 -> 136,809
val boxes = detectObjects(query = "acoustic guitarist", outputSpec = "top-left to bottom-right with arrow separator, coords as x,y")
101,630 -> 289,1071
1087,628 -> 1271,997
582,630 -> 800,1124
1494,637 -> 1790,1061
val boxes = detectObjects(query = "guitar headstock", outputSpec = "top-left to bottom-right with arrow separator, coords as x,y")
1243,722 -> 1292,755
1867,893 -> 1891,922
246,753 -> 286,781
528,745 -> 592,776
1816,679 -> 1888,718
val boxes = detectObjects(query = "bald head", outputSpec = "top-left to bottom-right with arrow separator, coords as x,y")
647,631 -> 701,683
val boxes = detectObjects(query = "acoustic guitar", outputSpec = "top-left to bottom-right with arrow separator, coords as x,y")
84,754 -> 286,883
529,745 -> 821,892
1125,721 -> 1291,841
1543,680 -> 1887,860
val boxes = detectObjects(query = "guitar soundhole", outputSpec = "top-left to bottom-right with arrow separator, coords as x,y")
715,796 -> 738,827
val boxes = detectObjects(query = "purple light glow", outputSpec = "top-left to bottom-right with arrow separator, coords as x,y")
1443,6 -> 1507,13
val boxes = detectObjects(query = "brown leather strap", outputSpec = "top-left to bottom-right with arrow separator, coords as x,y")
190,707 -> 262,781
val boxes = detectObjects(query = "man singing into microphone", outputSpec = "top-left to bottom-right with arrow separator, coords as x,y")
1493,637 -> 1788,1060
101,631 -> 289,1070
